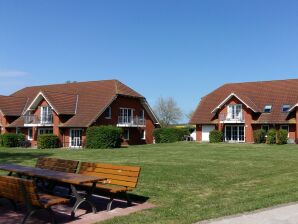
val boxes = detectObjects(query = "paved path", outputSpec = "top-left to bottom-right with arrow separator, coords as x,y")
198,203 -> 298,224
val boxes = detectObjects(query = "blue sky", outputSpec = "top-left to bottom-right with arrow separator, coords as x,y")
1,0 -> 298,122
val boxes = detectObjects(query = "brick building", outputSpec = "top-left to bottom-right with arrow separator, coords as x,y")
190,79 -> 298,143
0,80 -> 159,147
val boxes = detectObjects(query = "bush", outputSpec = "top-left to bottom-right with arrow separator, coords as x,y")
276,129 -> 288,145
86,126 -> 122,149
0,133 -> 25,147
209,130 -> 223,143
153,128 -> 188,143
37,134 -> 59,149
253,129 -> 266,144
266,129 -> 277,144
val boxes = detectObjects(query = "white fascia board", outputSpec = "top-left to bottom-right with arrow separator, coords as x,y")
289,103 -> 298,112
22,91 -> 58,115
141,99 -> 160,125
211,92 -> 256,114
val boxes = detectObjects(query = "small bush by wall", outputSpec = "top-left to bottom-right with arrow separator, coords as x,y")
266,129 -> 277,144
37,134 -> 59,149
0,133 -> 25,147
253,129 -> 266,144
86,126 -> 122,149
209,130 -> 223,143
153,128 -> 188,143
276,129 -> 288,145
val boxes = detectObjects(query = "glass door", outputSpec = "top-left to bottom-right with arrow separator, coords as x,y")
70,129 -> 82,148
225,125 -> 245,142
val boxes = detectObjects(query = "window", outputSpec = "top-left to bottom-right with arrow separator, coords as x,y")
41,106 -> 52,124
104,106 -> 112,119
263,105 -> 272,113
282,105 -> 290,113
16,127 -> 21,134
123,129 -> 129,140
119,108 -> 133,124
38,128 -> 53,135
28,128 -> 33,140
141,130 -> 146,140
280,125 -> 289,132
261,125 -> 269,133
227,104 -> 242,120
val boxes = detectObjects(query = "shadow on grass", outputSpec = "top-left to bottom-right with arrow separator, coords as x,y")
0,152 -> 53,165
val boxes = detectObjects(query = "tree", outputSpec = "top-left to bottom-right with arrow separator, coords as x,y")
154,97 -> 183,127
186,110 -> 194,121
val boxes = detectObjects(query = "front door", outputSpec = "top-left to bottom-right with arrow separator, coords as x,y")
225,125 -> 245,142
70,129 -> 82,148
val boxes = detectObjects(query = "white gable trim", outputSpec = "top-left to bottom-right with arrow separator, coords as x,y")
211,93 -> 256,114
141,99 -> 160,125
23,91 -> 58,115
289,103 -> 298,112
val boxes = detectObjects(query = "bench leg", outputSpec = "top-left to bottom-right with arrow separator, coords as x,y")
107,196 -> 114,211
21,209 -> 36,224
46,208 -> 57,224
70,183 -> 97,218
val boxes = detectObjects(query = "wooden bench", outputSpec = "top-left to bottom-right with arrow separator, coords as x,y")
0,175 -> 69,224
36,157 -> 79,173
78,162 -> 141,211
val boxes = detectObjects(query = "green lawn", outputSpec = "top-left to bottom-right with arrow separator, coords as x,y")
1,143 -> 298,224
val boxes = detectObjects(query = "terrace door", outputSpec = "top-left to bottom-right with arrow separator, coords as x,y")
70,129 -> 82,148
225,125 -> 245,142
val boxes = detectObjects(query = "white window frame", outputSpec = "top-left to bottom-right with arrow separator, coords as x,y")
227,104 -> 242,120
104,106 -> 112,119
123,129 -> 130,140
119,108 -> 134,124
280,125 -> 289,137
264,105 -> 272,113
69,128 -> 83,148
38,128 -> 53,135
282,104 -> 290,113
40,106 -> 52,123
28,128 -> 33,141
224,125 -> 245,142
141,130 -> 146,140
261,125 -> 269,133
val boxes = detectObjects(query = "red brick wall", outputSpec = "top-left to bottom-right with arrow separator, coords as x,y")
196,124 -> 202,142
93,96 -> 155,145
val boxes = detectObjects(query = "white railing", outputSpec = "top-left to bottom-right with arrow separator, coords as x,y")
23,115 -> 53,125
117,116 -> 146,127
220,113 -> 244,122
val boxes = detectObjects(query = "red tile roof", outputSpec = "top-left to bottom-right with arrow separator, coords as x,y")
0,95 -> 28,116
9,80 -> 144,127
190,79 -> 298,124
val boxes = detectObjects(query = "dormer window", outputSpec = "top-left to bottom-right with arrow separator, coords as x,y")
104,106 -> 112,119
263,105 -> 272,113
282,105 -> 290,113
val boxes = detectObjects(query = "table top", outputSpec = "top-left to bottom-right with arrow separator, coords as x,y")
0,164 -> 105,185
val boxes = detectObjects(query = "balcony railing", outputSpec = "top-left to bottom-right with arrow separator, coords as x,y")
23,115 -> 53,125
220,113 -> 244,123
117,116 -> 146,127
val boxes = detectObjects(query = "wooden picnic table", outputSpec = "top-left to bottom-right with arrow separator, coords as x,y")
0,164 -> 106,218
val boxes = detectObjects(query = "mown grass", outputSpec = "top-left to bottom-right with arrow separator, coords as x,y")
1,143 -> 298,223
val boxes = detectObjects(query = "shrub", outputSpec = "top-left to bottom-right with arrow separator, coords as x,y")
37,134 -> 59,149
276,129 -> 288,145
153,128 -> 188,143
253,129 -> 266,144
0,133 -> 25,147
209,130 -> 223,143
266,129 -> 277,144
86,126 -> 122,149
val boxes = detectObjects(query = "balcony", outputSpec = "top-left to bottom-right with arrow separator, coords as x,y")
220,113 -> 244,123
117,116 -> 146,127
24,115 -> 53,126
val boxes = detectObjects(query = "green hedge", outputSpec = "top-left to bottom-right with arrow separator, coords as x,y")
86,126 -> 122,149
276,129 -> 288,145
153,128 -> 189,143
0,133 -> 25,147
267,129 -> 277,144
209,130 -> 223,143
37,134 -> 59,149
253,129 -> 266,144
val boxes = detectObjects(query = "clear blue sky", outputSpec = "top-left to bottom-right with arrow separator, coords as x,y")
1,0 -> 298,122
